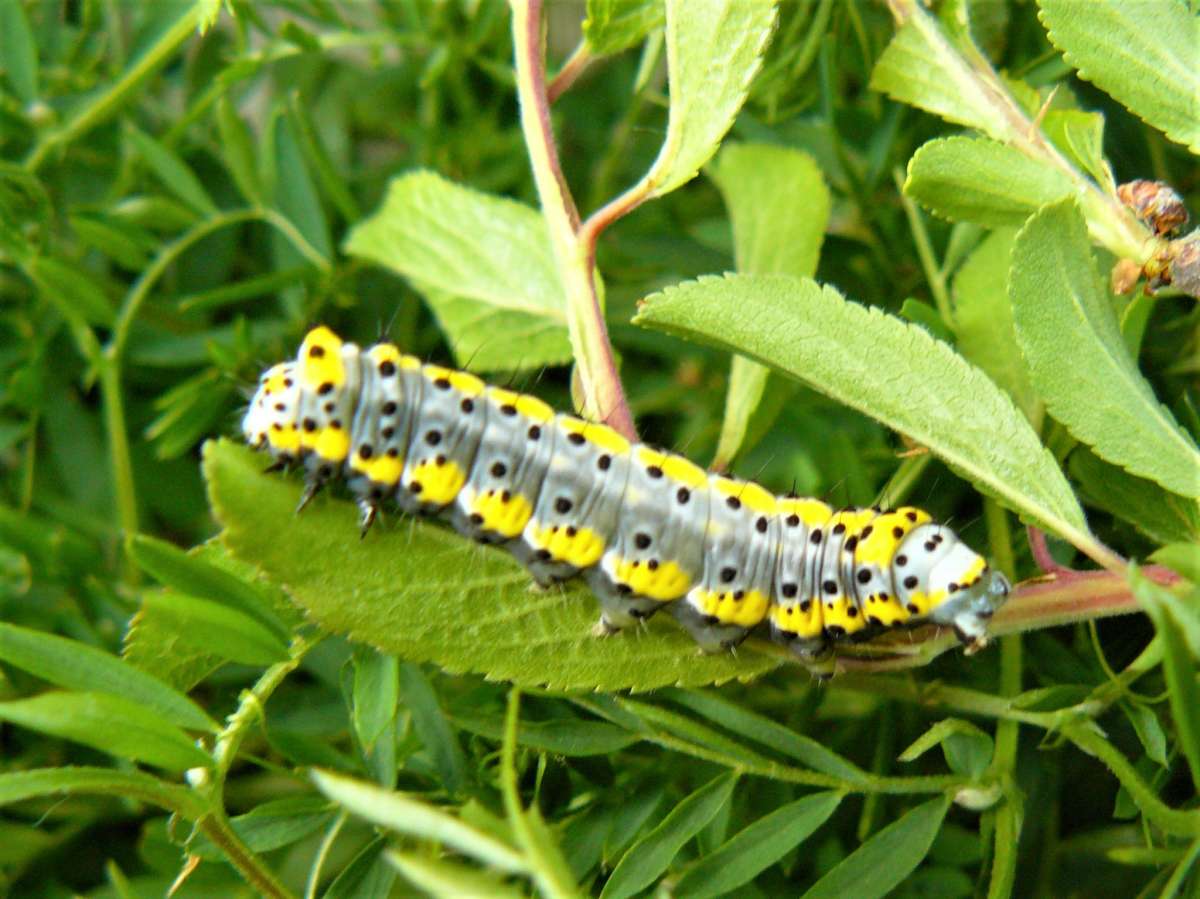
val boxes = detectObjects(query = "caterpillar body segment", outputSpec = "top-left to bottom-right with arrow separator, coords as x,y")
243,328 -> 1011,658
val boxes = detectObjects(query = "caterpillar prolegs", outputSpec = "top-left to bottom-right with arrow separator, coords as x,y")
243,327 -> 1011,657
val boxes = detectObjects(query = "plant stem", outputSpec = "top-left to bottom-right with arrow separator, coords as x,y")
195,810 -> 298,899
24,5 -> 201,172
896,167 -> 952,323
510,0 -> 636,439
547,41 -> 593,104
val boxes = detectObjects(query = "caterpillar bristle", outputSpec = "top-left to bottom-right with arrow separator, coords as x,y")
242,327 -> 1011,662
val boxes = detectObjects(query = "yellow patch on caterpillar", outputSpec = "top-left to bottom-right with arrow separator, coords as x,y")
861,592 -> 910,627
712,477 -> 777,514
690,587 -> 770,628
407,457 -> 466,506
821,595 -> 869,635
559,416 -> 631,455
528,521 -> 606,568
769,600 -> 823,638
350,450 -> 403,486
856,507 -> 932,567
904,589 -> 946,616
300,326 -> 345,391
778,497 -> 833,527
636,447 -> 707,488
424,364 -> 485,396
313,425 -> 351,462
609,555 -> 691,600
267,423 -> 300,454
263,366 -> 291,395
488,388 -> 555,423
468,488 -> 534,539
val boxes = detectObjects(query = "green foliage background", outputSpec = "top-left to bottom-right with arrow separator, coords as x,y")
1,1 -> 1198,897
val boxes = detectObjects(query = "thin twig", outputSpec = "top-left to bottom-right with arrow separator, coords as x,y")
547,41 -> 593,104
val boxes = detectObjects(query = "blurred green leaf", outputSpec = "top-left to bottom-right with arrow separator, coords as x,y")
312,768 -> 527,874
352,648 -> 398,753
125,123 -> 218,217
600,771 -> 738,899
1038,0 -> 1200,153
801,795 -> 951,899
674,791 -> 843,899
583,0 -> 665,56
388,851 -> 527,899
899,718 -> 992,779
0,622 -> 215,732
0,766 -> 206,817
1070,450 -> 1200,546
128,532 -> 290,640
1010,199 -> 1200,498
1131,568 -> 1200,792
140,589 -> 290,667
450,709 -> 640,756
189,796 -> 335,860
1150,543 -> 1200,584
0,0 -> 38,104
0,691 -> 211,771
216,95 -> 262,204
398,663 -> 468,794
270,108 -> 332,261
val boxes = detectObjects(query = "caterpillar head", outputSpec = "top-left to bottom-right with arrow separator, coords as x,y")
242,362 -> 300,458
917,526 -> 1010,650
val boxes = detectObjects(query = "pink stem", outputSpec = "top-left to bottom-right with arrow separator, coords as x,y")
1028,525 -> 1072,574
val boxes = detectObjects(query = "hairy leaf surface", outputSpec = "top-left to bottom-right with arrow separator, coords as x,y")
204,440 -> 783,692
1038,0 -> 1200,153
635,274 -> 1090,546
1010,200 -> 1200,498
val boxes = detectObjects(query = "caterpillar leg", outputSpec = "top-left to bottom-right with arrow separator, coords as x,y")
584,567 -> 665,632
671,602 -> 750,653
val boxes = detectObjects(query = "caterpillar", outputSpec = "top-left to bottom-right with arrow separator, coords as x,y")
243,326 -> 1011,658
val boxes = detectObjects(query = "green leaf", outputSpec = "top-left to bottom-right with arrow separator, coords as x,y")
1009,199 -> 1200,498
216,95 -> 261,204
0,0 -> 39,104
662,689 -> 867,782
1038,0 -> 1200,154
271,109 -> 332,261
127,533 -> 291,640
1122,702 -> 1169,768
26,255 -> 116,327
905,137 -> 1074,228
0,622 -> 216,732
800,795 -> 951,899
1070,450 -> 1200,546
417,282 -> 573,374
600,772 -> 738,899
1131,568 -> 1200,792
708,143 -> 831,467
399,663 -> 468,796
449,710 -> 640,756
352,648 -> 398,752
344,171 -> 570,373
204,440 -> 783,692
899,718 -> 993,779
634,273 -> 1091,547
311,769 -> 526,874
125,123 -> 218,217
0,692 -> 211,772
387,852 -> 527,899
0,766 -> 206,818
583,0 -> 665,56
870,9 -> 1012,141
951,228 -> 1040,423
189,796 -> 335,860
1041,109 -> 1113,190
637,0 -> 778,199
141,589 -> 290,667
674,791 -> 843,899
1150,543 -> 1200,584
323,839 -> 396,899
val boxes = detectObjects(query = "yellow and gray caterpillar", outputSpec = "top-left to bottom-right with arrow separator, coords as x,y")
244,327 -> 1011,657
